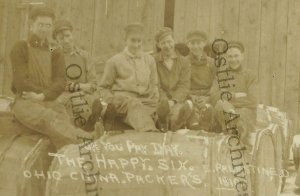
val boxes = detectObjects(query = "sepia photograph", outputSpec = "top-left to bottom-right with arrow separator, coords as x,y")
0,0 -> 300,195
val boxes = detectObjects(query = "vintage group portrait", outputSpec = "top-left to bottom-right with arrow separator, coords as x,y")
0,0 -> 300,195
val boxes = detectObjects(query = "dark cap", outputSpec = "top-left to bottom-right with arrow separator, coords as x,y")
228,41 -> 245,53
186,30 -> 207,42
29,7 -> 55,21
124,23 -> 144,37
155,27 -> 173,43
53,19 -> 73,38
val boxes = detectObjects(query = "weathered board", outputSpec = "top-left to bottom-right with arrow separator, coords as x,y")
173,0 -> 300,133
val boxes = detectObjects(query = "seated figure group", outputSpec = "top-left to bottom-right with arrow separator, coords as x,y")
9,7 -> 258,149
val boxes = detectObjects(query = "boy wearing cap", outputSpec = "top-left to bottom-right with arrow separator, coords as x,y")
99,23 -> 159,132
153,27 -> 193,131
210,41 -> 258,142
10,7 -> 96,148
185,30 -> 215,131
53,19 -> 102,132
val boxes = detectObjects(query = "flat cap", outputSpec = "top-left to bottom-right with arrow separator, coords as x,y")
124,23 -> 144,36
53,19 -> 73,38
155,27 -> 173,42
29,7 -> 55,20
186,30 -> 207,42
228,41 -> 245,53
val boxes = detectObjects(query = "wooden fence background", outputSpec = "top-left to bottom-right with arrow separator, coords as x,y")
1,0 -> 300,133
173,0 -> 300,132
0,0 -> 165,95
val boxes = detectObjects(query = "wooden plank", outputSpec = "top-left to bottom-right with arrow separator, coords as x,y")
70,0 -> 85,49
209,0 -> 224,40
0,0 -> 9,94
48,0 -> 72,20
182,0 -> 198,41
3,0 -> 22,96
71,0 -> 95,52
221,0 -> 239,41
271,0 -> 288,110
151,0 -> 165,52
238,0 -> 261,73
153,0 -> 165,39
196,0 -> 211,39
82,0 -> 96,53
114,0 -> 129,51
285,0 -> 300,133
173,0 -> 186,41
164,0 -> 174,28
140,0 -> 156,52
258,0 -> 276,106
296,0 -> 300,133
94,0 -> 114,56
91,0 -> 106,56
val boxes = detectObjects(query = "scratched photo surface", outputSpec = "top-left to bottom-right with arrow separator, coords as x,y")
1,0 -> 300,196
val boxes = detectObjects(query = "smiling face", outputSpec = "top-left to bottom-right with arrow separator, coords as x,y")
226,47 -> 244,70
55,29 -> 74,52
125,33 -> 144,56
157,34 -> 175,56
187,39 -> 206,56
30,16 -> 53,40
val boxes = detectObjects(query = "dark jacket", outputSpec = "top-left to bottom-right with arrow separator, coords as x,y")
10,34 -> 66,100
153,51 -> 191,103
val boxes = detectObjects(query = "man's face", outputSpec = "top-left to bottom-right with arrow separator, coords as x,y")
157,34 -> 175,56
55,30 -> 74,51
187,39 -> 206,56
125,33 -> 143,55
226,48 -> 244,69
30,16 -> 53,40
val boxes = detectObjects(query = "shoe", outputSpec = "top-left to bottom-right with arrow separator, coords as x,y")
103,103 -> 117,131
171,101 -> 193,131
82,99 -> 103,132
156,100 -> 170,131
199,105 -> 214,132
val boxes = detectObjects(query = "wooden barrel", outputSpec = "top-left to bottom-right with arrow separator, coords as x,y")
46,131 -> 251,196
256,105 -> 292,192
251,124 -> 282,196
0,96 -> 56,196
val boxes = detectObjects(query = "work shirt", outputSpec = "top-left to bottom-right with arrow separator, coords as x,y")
63,46 -> 97,91
10,34 -> 65,101
188,53 -> 216,96
153,51 -> 191,103
210,65 -> 258,109
99,48 -> 159,104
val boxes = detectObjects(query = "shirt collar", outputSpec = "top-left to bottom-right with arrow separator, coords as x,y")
28,33 -> 49,49
158,50 -> 178,62
189,53 -> 208,66
124,47 -> 142,59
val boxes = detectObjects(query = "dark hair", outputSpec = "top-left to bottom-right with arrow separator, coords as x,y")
29,7 -> 55,21
175,43 -> 190,56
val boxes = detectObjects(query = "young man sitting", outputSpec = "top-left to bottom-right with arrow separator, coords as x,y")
99,23 -> 159,132
10,7 -> 96,148
53,19 -> 102,132
153,27 -> 194,131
